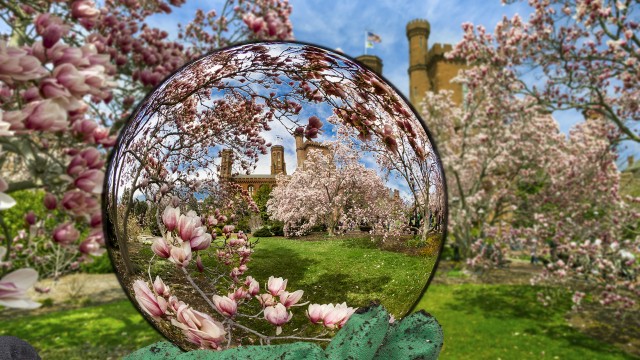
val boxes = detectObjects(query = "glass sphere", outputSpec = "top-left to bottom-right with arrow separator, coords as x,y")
103,42 -> 446,351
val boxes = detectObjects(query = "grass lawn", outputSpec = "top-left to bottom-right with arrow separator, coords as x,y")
1,282 -> 637,359
0,300 -> 163,360
417,284 -> 637,360
245,236 -> 436,317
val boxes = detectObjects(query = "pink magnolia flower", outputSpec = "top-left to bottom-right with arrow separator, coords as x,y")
79,237 -> 104,256
0,268 -> 41,309
23,99 -> 68,132
322,302 -> 356,329
151,236 -> 171,258
212,295 -> 237,317
153,276 -> 170,297
245,276 -> 260,296
264,303 -> 293,335
74,169 -> 104,194
232,286 -> 249,300
67,147 -> 103,176
267,276 -> 287,296
279,290 -> 304,308
0,177 -> 15,210
207,215 -> 218,226
196,254 -> 204,273
24,211 -> 36,225
256,293 -> 277,308
169,241 -> 192,267
222,224 -> 235,235
133,279 -> 167,318
171,307 -> 226,350
306,303 -> 327,324
71,1 -> 101,19
0,41 -> 47,82
190,227 -> 212,251
178,211 -> 202,241
53,222 -> 80,245
43,192 -> 57,210
162,206 -> 180,232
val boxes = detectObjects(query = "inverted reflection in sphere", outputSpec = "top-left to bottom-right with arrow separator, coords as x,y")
103,42 -> 446,351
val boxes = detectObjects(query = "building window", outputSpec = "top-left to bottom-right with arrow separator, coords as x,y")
248,185 -> 254,196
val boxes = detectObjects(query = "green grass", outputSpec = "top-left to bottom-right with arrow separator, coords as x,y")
245,236 -> 435,317
416,283 -> 637,359
1,233 -> 637,359
0,300 -> 163,360
1,283 -> 636,359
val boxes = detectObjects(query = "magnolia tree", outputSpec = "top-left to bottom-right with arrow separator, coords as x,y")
333,115 -> 446,241
521,118 -> 640,312
267,142 -> 407,237
449,0 -> 640,143
422,6 -> 639,310
134,203 -> 357,350
106,42 -> 426,277
0,0 -> 293,304
421,61 -> 566,264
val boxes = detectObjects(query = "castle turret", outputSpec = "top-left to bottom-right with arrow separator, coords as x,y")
220,149 -> 233,179
294,133 -> 305,170
270,145 -> 286,175
355,55 -> 383,76
407,19 -> 431,107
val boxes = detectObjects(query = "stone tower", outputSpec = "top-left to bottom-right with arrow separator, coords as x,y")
220,149 -> 233,179
355,55 -> 383,76
270,145 -> 286,175
407,19 -> 466,107
407,19 -> 431,106
294,133 -> 305,170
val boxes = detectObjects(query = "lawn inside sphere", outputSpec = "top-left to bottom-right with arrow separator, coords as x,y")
103,42 -> 446,351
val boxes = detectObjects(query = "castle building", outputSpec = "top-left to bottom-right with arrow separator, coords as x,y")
406,19 -> 466,107
220,22 -> 462,198
220,133 -> 330,195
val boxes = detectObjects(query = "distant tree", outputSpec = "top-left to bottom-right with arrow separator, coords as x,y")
267,142 -> 406,237
450,0 -> 640,143
253,184 -> 273,223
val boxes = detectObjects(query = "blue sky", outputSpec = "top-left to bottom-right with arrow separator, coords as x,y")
148,0 -> 591,135
62,0 -> 640,166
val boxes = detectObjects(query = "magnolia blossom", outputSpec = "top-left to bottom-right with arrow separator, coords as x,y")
0,267 -> 41,309
267,276 -> 287,296
74,169 -> 104,194
169,241 -> 192,267
178,211 -> 203,242
153,276 -> 170,297
306,303 -> 356,328
264,303 -> 293,335
52,222 -> 80,245
171,307 -> 227,350
133,279 -> 167,318
212,295 -> 237,317
245,276 -> 260,296
256,293 -> 277,308
0,177 -> 15,210
306,303 -> 327,324
151,236 -> 171,258
190,227 -> 212,251
279,290 -> 304,308
162,206 -> 180,232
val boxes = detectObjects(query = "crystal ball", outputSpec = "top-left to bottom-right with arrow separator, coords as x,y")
103,42 -> 446,351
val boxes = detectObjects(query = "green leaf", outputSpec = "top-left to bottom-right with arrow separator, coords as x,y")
373,310 -> 444,359
324,305 -> 390,360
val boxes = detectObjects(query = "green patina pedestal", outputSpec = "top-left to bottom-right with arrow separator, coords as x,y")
125,305 -> 443,360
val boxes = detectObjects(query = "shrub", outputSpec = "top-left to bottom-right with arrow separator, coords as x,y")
270,221 -> 284,236
253,227 -> 272,237
79,253 -> 115,274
